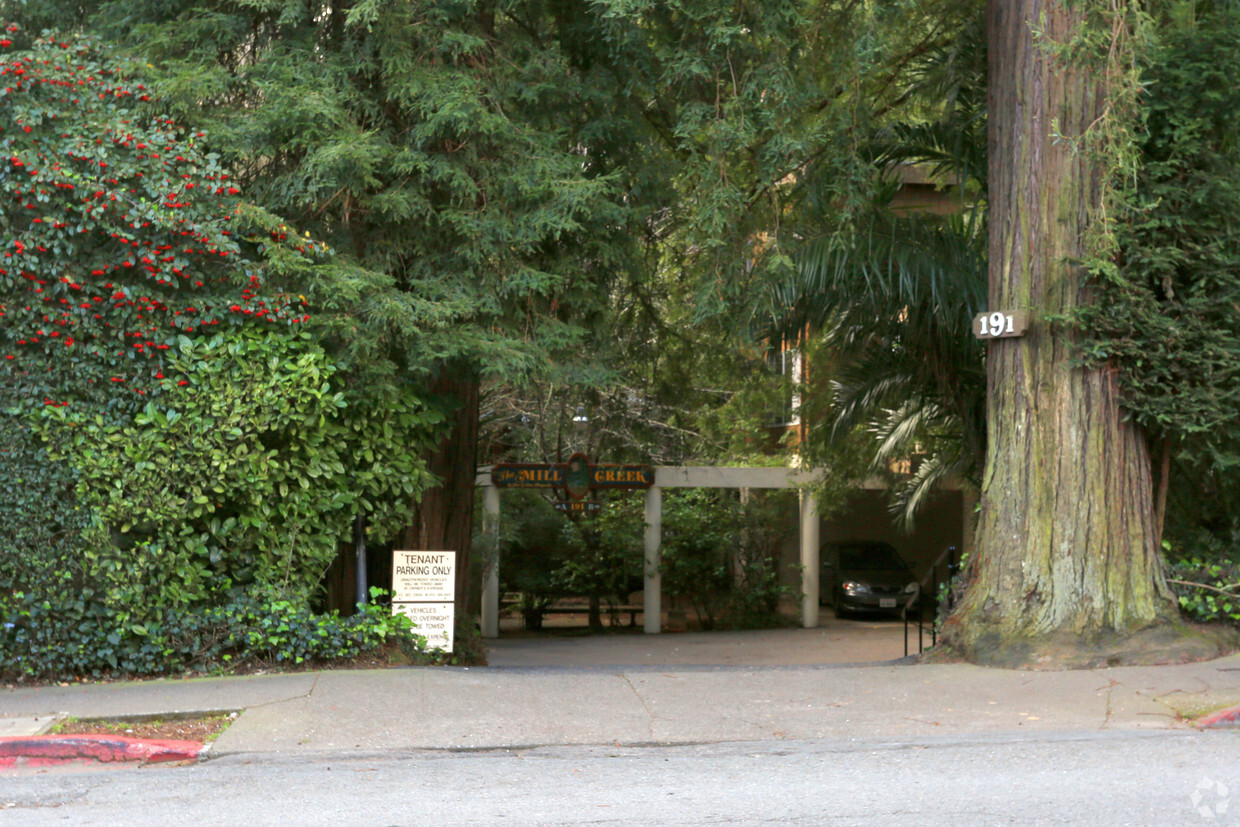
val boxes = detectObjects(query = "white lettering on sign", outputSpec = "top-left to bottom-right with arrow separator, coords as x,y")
393,602 -> 455,652
392,551 -> 456,652
980,311 -> 1012,336
974,310 -> 1029,340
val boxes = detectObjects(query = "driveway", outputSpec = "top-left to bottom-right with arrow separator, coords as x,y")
486,617 -> 928,667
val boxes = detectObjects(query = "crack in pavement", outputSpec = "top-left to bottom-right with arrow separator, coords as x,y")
202,672 -> 322,717
620,674 -> 657,742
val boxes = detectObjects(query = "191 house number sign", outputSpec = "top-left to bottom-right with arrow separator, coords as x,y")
973,310 -> 1029,340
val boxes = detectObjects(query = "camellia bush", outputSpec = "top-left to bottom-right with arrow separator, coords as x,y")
0,29 -> 439,679
0,29 -> 313,413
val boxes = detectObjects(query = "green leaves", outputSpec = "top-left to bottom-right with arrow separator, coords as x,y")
1085,10 -> 1240,437
90,0 -> 632,388
1170,558 -> 1240,628
1076,9 -> 1240,554
658,489 -> 794,629
36,328 -> 440,616
0,585 -> 427,681
0,410 -> 89,594
0,31 -> 321,422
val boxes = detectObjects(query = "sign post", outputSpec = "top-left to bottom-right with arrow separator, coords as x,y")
391,550 -> 455,652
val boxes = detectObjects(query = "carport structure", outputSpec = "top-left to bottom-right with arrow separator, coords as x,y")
477,466 -> 823,637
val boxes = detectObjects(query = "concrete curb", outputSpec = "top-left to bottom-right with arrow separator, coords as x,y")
1195,705 -> 1240,729
0,734 -> 206,768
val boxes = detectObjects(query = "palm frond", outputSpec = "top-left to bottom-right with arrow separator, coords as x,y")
889,450 -> 971,531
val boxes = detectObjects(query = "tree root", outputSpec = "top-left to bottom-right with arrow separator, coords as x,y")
935,620 -> 1240,671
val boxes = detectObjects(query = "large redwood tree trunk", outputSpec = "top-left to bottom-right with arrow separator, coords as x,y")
401,362 -> 481,617
940,0 -> 1193,667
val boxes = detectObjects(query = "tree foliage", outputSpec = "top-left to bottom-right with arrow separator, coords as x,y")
84,0 -> 629,385
0,30 -> 436,679
1080,6 -> 1240,554
761,8 -> 987,527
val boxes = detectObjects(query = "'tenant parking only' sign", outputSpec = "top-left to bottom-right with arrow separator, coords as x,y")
391,550 -> 455,653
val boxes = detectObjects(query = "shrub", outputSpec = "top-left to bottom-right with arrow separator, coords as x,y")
0,586 -> 425,682
496,490 -> 576,610
660,489 -> 795,630
729,491 -> 797,628
37,328 -> 440,623
1168,558 -> 1240,628
551,494 -> 645,599
0,29 -> 314,421
0,412 -> 89,596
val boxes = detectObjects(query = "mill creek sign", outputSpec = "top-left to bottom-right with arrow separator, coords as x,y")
490,453 -> 655,502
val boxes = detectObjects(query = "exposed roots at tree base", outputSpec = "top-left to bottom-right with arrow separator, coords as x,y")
929,620 -> 1240,671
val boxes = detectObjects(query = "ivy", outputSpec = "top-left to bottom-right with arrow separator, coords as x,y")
1169,558 -> 1240,628
0,586 -> 426,682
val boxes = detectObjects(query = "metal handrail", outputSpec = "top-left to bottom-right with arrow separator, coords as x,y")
903,545 -> 959,657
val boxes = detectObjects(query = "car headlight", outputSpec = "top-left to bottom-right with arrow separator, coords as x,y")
840,581 -> 871,595
903,583 -> 918,594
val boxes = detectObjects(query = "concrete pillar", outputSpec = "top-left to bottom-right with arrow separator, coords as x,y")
481,484 -> 500,638
800,489 -> 820,628
644,485 -> 662,634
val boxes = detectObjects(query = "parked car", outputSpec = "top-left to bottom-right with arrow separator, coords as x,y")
820,541 -> 918,617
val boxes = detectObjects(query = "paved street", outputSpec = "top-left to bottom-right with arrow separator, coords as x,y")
3,625 -> 1240,824
3,730 -> 1240,824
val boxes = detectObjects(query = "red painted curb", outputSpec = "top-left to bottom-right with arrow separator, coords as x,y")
1196,706 -> 1240,728
0,734 -> 205,765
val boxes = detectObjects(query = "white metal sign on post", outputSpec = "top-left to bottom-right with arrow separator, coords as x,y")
392,550 -> 455,652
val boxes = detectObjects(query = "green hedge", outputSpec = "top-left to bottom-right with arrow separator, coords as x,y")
0,587 -> 424,681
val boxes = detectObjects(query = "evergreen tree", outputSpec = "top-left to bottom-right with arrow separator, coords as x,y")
74,0 -> 638,610
939,0 -> 1239,666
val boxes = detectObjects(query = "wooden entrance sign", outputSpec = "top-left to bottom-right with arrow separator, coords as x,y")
490,455 -> 654,507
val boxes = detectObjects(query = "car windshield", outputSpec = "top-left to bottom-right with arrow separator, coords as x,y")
838,544 -> 906,571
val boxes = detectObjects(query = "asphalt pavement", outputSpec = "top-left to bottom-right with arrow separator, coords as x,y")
3,620 -> 1240,766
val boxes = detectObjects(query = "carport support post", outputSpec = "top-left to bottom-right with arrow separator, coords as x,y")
481,484 -> 500,638
800,489 -> 820,628
644,484 -> 662,634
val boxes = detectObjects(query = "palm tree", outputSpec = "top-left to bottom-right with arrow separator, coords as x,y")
763,13 -> 988,527
766,205 -> 986,528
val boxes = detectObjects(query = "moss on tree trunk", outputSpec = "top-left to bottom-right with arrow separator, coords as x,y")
940,0 -> 1234,668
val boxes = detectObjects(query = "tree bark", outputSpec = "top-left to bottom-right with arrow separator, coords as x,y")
401,362 -> 481,618
940,0 -> 1186,667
